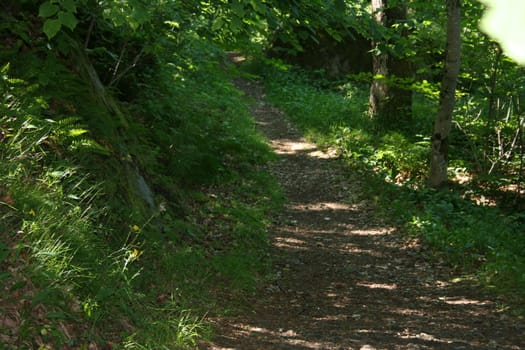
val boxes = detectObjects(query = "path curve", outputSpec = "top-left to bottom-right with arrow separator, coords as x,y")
201,78 -> 525,350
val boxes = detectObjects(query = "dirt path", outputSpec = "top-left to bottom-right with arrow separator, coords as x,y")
201,78 -> 525,350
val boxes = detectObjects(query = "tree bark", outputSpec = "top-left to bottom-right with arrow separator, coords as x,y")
369,0 -> 388,121
428,0 -> 461,187
369,0 -> 412,130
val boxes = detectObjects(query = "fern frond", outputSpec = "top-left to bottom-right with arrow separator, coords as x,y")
69,138 -> 110,155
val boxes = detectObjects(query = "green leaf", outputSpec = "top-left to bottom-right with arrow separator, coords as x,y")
31,289 -> 53,306
43,18 -> 62,39
58,11 -> 78,30
10,280 -> 27,292
61,0 -> 77,13
39,2 -> 59,18
0,242 -> 8,264
67,128 -> 88,137
212,18 -> 224,32
231,16 -> 243,33
0,272 -> 9,282
131,3 -> 150,26
231,1 -> 245,17
250,0 -> 266,13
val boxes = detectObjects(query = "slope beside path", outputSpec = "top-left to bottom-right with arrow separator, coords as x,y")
200,77 -> 525,350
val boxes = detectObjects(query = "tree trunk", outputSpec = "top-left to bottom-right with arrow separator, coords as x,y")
428,0 -> 461,187
369,0 -> 389,122
369,0 -> 412,130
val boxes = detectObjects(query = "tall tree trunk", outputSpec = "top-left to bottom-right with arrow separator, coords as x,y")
369,0 -> 412,130
369,0 -> 389,122
428,0 -> 461,187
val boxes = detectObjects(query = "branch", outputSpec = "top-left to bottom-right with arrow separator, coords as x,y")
84,16 -> 96,49
108,47 -> 145,87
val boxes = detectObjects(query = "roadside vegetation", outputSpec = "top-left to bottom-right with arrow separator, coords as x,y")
252,61 -> 525,310
1,0 -> 525,348
0,3 -> 282,348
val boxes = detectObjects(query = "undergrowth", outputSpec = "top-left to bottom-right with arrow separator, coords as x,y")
253,59 -> 525,307
0,27 -> 281,349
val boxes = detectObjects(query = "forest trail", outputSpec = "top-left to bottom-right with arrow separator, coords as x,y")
201,77 -> 525,350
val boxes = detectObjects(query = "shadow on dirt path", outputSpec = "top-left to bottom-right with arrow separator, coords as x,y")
200,78 -> 525,350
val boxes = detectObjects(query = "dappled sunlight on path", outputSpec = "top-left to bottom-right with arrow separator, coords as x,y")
201,78 -> 525,350
269,139 -> 339,160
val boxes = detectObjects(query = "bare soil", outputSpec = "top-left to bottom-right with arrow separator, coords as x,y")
200,77 -> 525,350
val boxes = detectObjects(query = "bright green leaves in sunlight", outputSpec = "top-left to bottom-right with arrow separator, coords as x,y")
39,0 -> 79,39
100,0 -> 156,31
38,0 -> 158,40
479,0 -> 525,64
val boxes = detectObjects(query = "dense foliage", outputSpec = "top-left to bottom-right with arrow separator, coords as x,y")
1,0 -> 283,348
1,0 -> 525,348
258,63 -> 525,304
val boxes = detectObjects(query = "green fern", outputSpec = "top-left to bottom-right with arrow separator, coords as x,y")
51,116 -> 110,155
